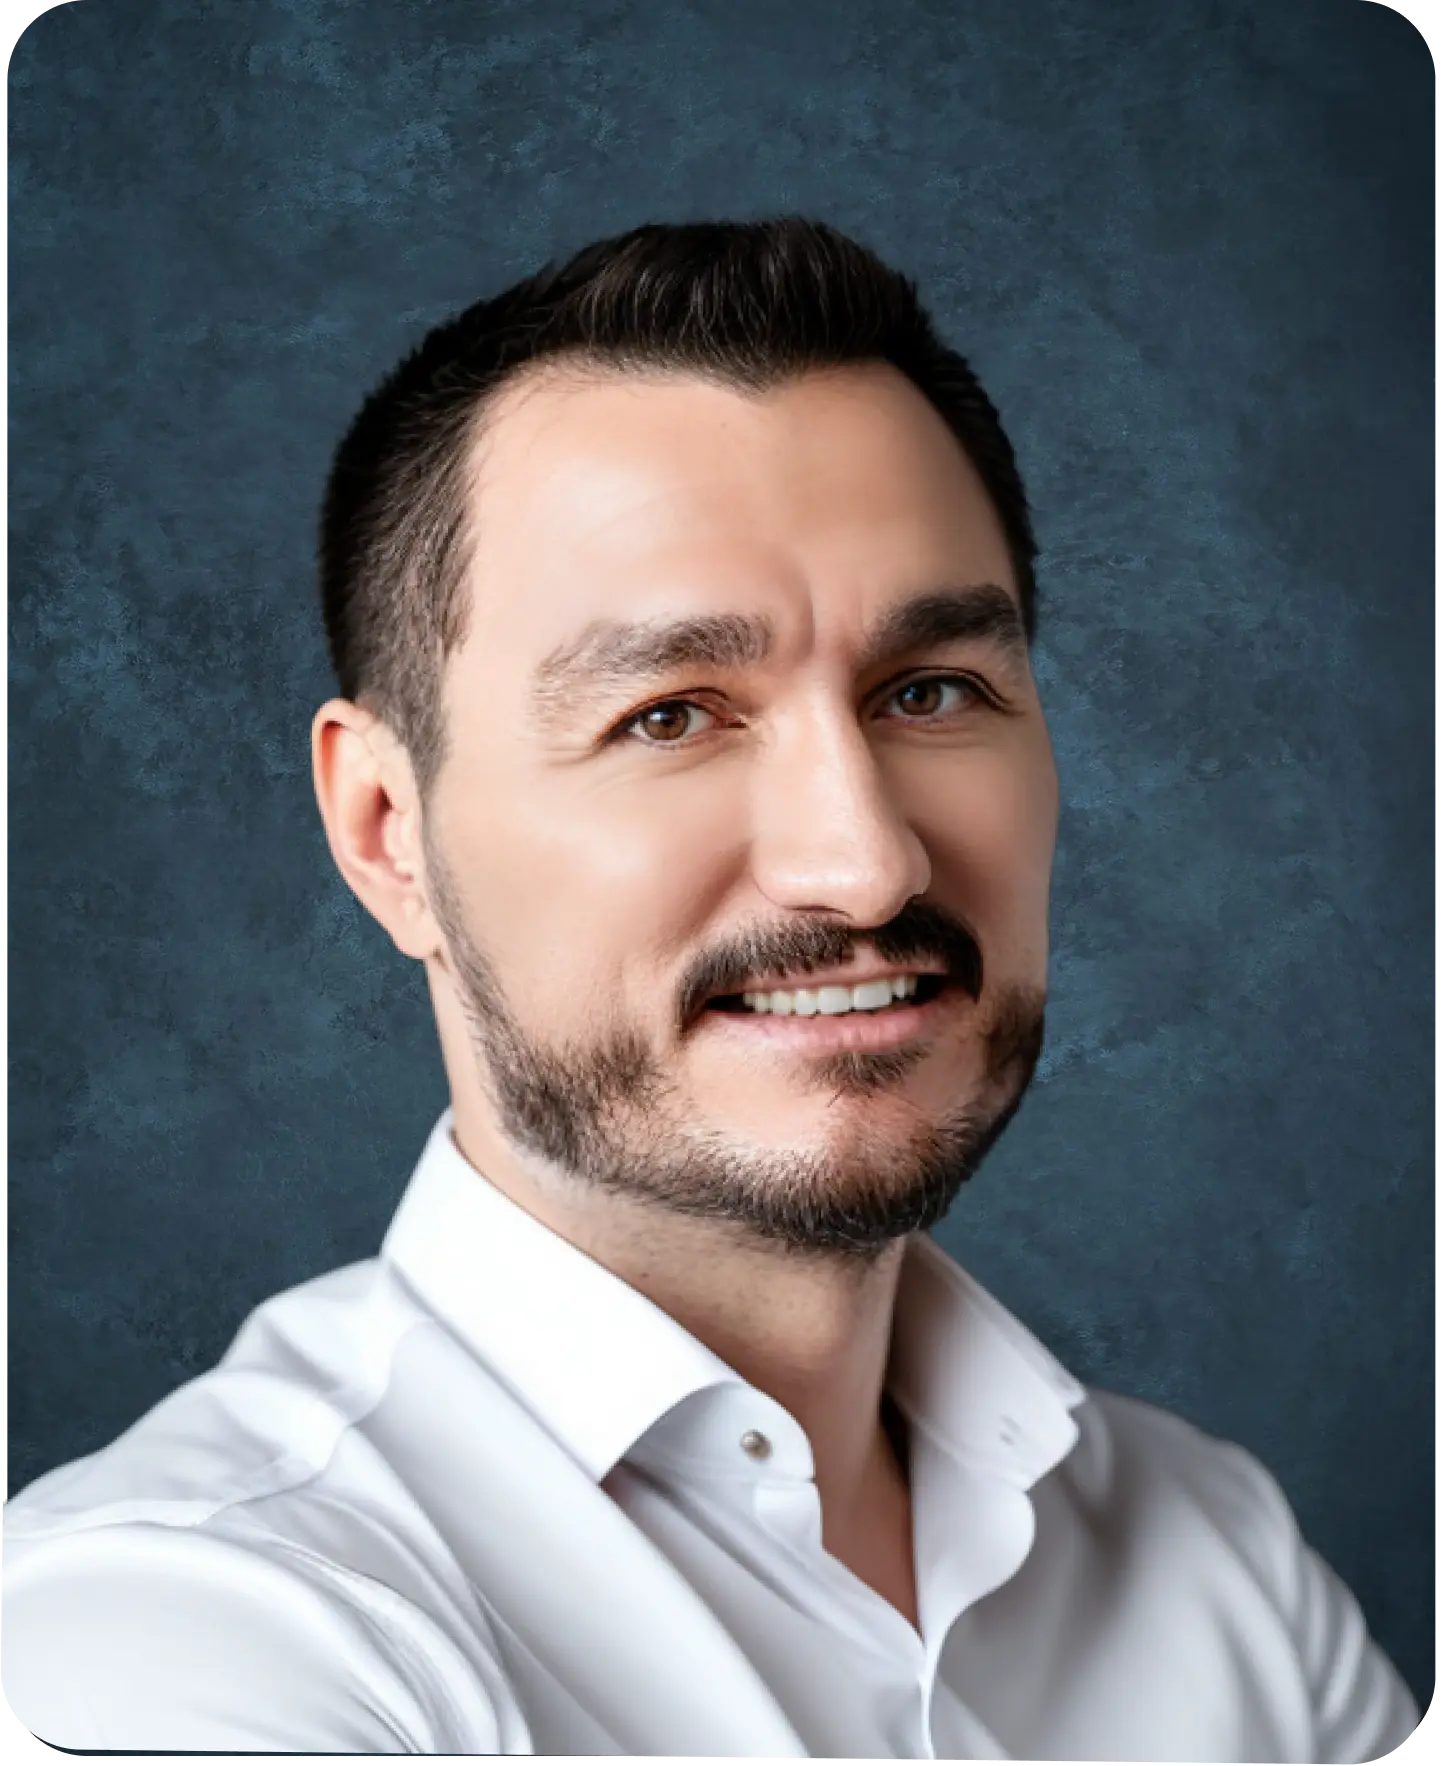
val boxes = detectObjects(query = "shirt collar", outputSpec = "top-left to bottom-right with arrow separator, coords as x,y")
381,1109 -> 1085,1490
889,1233 -> 1086,1488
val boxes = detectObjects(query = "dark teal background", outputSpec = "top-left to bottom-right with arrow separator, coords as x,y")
8,0 -> 1433,1717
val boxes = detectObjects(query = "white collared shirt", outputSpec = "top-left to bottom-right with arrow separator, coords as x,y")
2,1111 -> 1420,1758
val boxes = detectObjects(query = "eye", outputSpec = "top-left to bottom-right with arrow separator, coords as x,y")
876,667 -> 989,716
611,671 -> 996,748
619,698 -> 718,745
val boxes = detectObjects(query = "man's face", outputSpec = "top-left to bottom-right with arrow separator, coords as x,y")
422,362 -> 1059,1257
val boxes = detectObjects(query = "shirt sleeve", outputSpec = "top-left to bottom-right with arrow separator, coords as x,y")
1292,1537 -> 1422,1764
2,1520 -> 507,1753
1217,1440 -> 1423,1764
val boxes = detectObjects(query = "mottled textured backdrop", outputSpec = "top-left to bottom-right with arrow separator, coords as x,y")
8,0 -> 1433,1714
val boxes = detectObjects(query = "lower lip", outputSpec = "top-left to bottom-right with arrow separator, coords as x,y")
693,988 -> 965,1053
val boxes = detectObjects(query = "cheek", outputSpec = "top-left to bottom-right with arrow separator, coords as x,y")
925,746 -> 1058,941
531,773 -> 743,905
463,767 -> 751,1012
1000,757 -> 1058,892
1022,736 -> 1062,905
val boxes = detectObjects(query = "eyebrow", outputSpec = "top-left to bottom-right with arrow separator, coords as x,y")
530,583 -> 1029,730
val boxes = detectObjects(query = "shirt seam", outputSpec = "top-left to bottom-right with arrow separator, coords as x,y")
254,1532 -> 485,1752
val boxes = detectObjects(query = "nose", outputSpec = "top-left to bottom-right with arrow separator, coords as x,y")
748,703 -> 931,926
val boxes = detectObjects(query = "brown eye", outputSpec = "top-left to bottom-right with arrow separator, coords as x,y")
628,700 -> 710,743
896,679 -> 947,716
888,676 -> 983,719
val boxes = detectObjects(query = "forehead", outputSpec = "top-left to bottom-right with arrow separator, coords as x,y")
453,361 -> 1020,669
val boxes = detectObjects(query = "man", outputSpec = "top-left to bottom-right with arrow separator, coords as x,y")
3,220 -> 1420,1758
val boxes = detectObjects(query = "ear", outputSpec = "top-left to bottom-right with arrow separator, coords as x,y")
310,699 -> 442,961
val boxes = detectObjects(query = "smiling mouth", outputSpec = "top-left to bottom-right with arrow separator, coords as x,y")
706,974 -> 954,1017
694,971 -> 960,1058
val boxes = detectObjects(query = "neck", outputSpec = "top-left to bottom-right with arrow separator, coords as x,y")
604,1205 -> 909,1515
448,1098 -> 912,1540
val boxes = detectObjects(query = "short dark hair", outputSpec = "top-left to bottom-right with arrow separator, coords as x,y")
319,217 -> 1038,801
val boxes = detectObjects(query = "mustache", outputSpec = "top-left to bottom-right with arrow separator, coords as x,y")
676,900 -> 984,1027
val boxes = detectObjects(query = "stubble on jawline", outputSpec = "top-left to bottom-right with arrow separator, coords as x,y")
422,824 -> 1045,1260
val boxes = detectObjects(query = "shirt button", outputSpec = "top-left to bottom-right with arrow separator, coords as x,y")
739,1429 -> 772,1461
998,1417 -> 1022,1447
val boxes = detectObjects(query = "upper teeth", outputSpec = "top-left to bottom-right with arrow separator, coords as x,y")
740,975 -> 921,1016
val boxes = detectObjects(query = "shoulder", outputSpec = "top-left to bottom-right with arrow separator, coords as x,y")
8,1259 -> 398,1539
1070,1385 -> 1291,1506
4,1515 -> 514,1752
1061,1386 -> 1314,1593
1056,1386 -> 1421,1762
1067,1384 -> 1321,1568
3,1261 -> 524,1753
